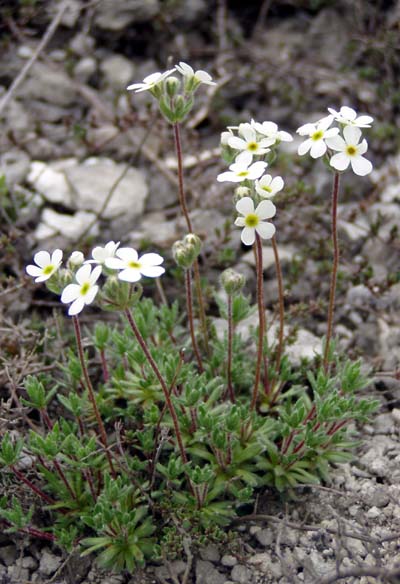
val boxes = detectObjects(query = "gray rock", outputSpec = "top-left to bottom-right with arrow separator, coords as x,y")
0,544 -> 17,566
22,62 -> 78,106
35,208 -> 99,242
39,549 -> 62,576
221,555 -> 237,567
231,564 -> 253,584
94,0 -> 159,30
195,560 -> 225,584
199,544 -> 220,563
74,57 -> 97,81
254,528 -> 274,547
101,55 -> 136,89
0,149 -> 30,185
381,182 -> 400,203
367,506 -> 381,519
345,284 -> 374,309
21,555 -> 38,569
242,244 -> 296,272
7,565 -> 30,581
136,212 -> 178,246
28,158 -> 148,222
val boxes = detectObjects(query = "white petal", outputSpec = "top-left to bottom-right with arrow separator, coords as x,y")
297,123 -> 315,136
89,265 -> 102,284
357,139 -> 368,156
217,171 -> 241,182
326,135 -> 346,151
248,161 -> 268,179
258,175 -> 272,188
83,286 -> 98,305
310,140 -> 327,158
140,266 -> 165,278
195,70 -> 215,85
68,297 -> 85,316
140,253 -> 164,266
241,227 -> 255,246
105,258 -> 126,270
75,264 -> 92,285
118,268 -> 142,282
298,139 -> 312,155
235,151 -> 252,167
330,152 -> 350,171
234,217 -> 245,227
324,128 -> 340,138
351,156 -> 373,176
228,136 -> 247,150
34,251 -> 50,268
340,106 -> 356,120
356,115 -> 373,127
176,62 -> 193,76
318,115 -> 334,131
240,124 -> 256,142
117,247 -> 138,262
61,284 -> 80,303
256,221 -> 276,240
255,200 -> 276,220
127,82 -> 144,91
52,249 -> 63,265
271,176 -> 284,192
236,196 -> 254,216
26,265 -> 43,278
278,130 -> 293,142
343,125 -> 361,144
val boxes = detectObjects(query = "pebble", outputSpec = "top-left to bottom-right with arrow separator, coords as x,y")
200,544 -> 220,563
254,528 -> 274,547
0,545 -> 18,566
367,506 -> 381,519
231,564 -> 252,583
221,555 -> 237,567
39,549 -> 62,576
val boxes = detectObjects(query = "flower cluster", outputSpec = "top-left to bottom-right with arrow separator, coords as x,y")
26,242 -> 165,316
296,106 -> 374,176
218,119 -> 291,245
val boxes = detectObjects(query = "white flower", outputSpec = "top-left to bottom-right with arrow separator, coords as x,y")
297,116 -> 339,159
217,151 -> 268,183
127,69 -> 176,93
328,106 -> 373,128
87,241 -> 120,266
228,123 -> 273,158
68,251 -> 84,267
26,249 -> 63,283
255,174 -> 284,199
175,61 -> 216,86
61,264 -> 102,316
251,120 -> 293,143
234,196 -> 276,246
105,248 -> 165,282
326,126 -> 373,176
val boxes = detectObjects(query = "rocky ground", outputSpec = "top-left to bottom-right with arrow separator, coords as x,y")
0,0 -> 400,582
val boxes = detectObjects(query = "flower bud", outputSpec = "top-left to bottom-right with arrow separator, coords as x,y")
184,233 -> 202,256
172,239 -> 198,269
165,76 -> 181,97
220,268 -> 246,296
67,251 -> 84,269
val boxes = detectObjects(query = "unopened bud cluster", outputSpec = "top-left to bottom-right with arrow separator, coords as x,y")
172,233 -> 202,269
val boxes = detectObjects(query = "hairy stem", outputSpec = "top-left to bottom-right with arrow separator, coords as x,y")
271,235 -> 285,373
185,269 -> 204,371
173,121 -> 210,354
226,294 -> 235,402
11,466 -> 54,505
124,308 -> 188,464
323,172 -> 340,371
251,234 -> 267,410
72,316 -> 116,477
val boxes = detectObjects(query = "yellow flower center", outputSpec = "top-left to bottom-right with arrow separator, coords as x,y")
128,261 -> 141,269
311,130 -> 323,141
247,142 -> 258,151
346,145 -> 357,156
81,282 -> 90,295
244,213 -> 259,228
43,264 -> 54,275
238,171 -> 249,177
262,185 -> 272,192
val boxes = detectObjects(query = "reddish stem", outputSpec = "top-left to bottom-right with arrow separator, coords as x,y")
271,235 -> 285,373
323,172 -> 340,371
185,269 -> 204,372
100,349 -> 109,382
226,294 -> 235,402
11,466 -> 54,505
251,234 -> 267,410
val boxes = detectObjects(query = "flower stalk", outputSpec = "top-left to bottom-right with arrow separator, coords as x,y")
251,233 -> 267,410
184,268 -> 204,372
323,171 -> 340,371
271,235 -> 285,373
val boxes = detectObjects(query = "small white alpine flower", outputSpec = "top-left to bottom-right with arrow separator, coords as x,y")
86,241 -> 120,266
326,126 -> 373,176
328,106 -> 373,128
175,61 -> 216,86
26,249 -> 63,283
105,248 -> 165,282
234,196 -> 276,246
228,123 -> 273,158
297,116 -> 339,159
252,120 -> 293,144
61,264 -> 102,316
127,69 -> 176,93
255,174 -> 284,199
217,151 -> 268,183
